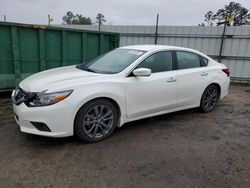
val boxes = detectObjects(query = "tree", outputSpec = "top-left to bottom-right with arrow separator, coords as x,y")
202,2 -> 250,26
204,11 -> 215,26
62,11 -> 92,25
198,23 -> 205,26
96,13 -> 106,31
96,13 -> 106,25
62,11 -> 75,25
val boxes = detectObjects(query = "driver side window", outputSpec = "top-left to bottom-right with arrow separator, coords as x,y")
137,51 -> 173,73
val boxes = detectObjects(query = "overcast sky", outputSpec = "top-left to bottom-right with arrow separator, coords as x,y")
1,0 -> 250,26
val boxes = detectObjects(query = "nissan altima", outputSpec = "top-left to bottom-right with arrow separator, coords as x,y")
12,45 -> 230,142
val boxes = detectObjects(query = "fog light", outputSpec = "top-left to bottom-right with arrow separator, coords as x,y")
30,122 -> 51,132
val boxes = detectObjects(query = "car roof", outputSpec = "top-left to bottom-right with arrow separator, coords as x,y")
119,45 -> 206,56
119,45 -> 172,51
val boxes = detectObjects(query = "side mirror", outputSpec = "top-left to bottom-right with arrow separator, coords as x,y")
133,68 -> 151,77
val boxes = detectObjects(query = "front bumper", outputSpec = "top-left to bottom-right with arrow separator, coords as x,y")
13,100 -> 75,137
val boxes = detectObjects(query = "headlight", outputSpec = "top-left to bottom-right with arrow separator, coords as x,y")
27,90 -> 73,107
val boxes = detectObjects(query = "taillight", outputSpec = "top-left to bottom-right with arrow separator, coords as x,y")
222,68 -> 230,77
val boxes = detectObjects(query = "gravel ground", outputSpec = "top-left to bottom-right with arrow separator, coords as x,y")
0,85 -> 249,188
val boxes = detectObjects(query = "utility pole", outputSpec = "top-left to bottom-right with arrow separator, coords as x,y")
48,15 -> 53,26
98,14 -> 101,32
96,13 -> 106,32
4,15 -> 6,22
218,22 -> 226,63
48,15 -> 51,26
154,13 -> 159,45
217,16 -> 233,63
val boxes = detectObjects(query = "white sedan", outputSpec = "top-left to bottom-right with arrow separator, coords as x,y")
12,45 -> 230,142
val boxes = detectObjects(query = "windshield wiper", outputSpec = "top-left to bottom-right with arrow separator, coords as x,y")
76,64 -> 96,73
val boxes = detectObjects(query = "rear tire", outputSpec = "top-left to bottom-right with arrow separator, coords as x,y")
74,99 -> 118,142
200,84 -> 219,113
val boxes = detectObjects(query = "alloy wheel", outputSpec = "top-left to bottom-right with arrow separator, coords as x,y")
202,86 -> 218,112
82,105 -> 114,138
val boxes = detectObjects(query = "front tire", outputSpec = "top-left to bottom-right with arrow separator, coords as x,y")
74,99 -> 118,142
200,84 -> 219,113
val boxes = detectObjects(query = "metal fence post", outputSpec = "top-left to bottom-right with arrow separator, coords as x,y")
10,26 -> 21,84
39,29 -> 46,71
62,31 -> 67,66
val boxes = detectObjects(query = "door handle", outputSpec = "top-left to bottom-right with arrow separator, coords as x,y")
201,72 -> 208,76
166,77 -> 177,82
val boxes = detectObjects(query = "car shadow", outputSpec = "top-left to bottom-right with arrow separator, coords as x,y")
0,91 -> 12,99
22,133 -> 79,146
119,108 -> 198,130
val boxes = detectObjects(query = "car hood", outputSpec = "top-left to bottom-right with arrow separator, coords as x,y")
19,65 -> 105,92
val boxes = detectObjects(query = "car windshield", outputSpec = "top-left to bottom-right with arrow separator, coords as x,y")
77,49 -> 145,74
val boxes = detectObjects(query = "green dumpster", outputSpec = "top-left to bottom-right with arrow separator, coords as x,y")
0,22 -> 119,90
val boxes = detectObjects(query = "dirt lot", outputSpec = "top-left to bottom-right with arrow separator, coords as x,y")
0,85 -> 249,188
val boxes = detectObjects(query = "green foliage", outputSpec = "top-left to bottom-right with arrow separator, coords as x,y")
62,11 -> 92,25
214,2 -> 250,25
202,2 -> 250,26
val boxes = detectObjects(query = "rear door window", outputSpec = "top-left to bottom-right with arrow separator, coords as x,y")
176,51 -> 201,69
200,56 -> 209,66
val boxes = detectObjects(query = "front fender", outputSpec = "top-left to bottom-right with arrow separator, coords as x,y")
66,82 -> 126,127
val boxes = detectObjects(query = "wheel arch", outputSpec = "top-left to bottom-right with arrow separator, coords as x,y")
92,97 -> 121,116
73,96 -> 122,134
210,83 -> 221,98
200,82 -> 221,105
